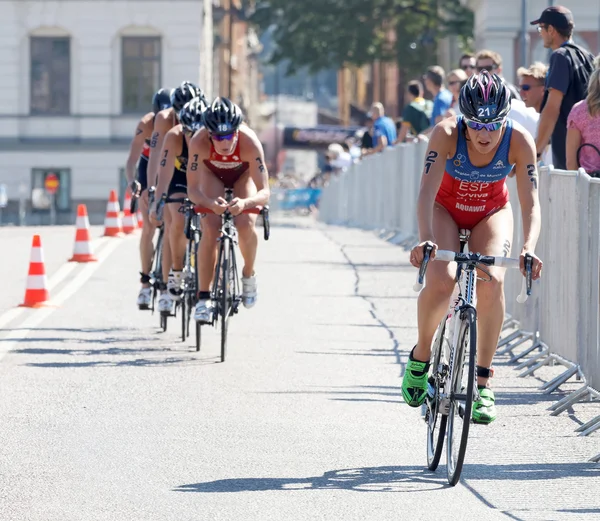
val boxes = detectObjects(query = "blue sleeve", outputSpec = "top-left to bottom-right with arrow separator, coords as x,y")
430,91 -> 452,126
547,51 -> 570,95
372,122 -> 383,140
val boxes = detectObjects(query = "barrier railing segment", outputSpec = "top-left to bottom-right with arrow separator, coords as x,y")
318,144 -> 600,457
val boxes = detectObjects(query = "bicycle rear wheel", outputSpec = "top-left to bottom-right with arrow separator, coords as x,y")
426,319 -> 449,471
446,306 -> 477,486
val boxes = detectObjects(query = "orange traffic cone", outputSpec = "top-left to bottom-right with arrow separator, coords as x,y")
122,190 -> 138,234
103,190 -> 124,237
137,207 -> 144,227
69,204 -> 98,262
20,235 -> 51,308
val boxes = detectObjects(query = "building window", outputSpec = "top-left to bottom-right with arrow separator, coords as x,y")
122,36 -> 162,114
31,169 -> 71,212
30,37 -> 71,115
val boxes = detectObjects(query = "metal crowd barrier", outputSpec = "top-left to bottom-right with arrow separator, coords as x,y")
318,145 -> 600,462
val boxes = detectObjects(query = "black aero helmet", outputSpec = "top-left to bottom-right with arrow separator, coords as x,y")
152,88 -> 172,114
458,70 -> 511,123
202,97 -> 243,136
170,81 -> 205,113
179,97 -> 207,132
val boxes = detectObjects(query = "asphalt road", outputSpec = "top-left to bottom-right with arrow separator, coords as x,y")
0,218 -> 598,521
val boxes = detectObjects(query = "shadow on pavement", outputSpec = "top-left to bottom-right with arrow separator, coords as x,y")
174,465 -> 447,493
174,462 -> 600,494
257,385 -> 402,405
23,356 -> 218,368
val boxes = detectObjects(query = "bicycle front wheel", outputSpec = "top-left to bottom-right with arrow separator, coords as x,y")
446,306 -> 477,486
220,254 -> 229,363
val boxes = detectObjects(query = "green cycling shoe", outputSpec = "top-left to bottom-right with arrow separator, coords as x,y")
402,348 -> 430,407
472,387 -> 497,424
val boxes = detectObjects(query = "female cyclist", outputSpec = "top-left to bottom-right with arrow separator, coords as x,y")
402,70 -> 543,424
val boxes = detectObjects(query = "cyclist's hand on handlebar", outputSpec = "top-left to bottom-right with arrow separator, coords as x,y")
228,197 -> 246,216
130,180 -> 141,197
409,240 -> 437,268
520,251 -> 543,280
211,197 -> 228,216
149,203 -> 161,226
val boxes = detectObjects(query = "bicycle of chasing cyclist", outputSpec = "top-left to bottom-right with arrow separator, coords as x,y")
414,229 -> 532,486
177,199 -> 202,349
194,187 -> 270,363
145,187 -> 168,330
155,193 -> 189,333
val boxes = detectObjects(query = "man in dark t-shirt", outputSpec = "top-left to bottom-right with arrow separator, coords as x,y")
530,6 -> 594,168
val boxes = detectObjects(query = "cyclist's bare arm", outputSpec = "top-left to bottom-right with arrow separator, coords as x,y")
154,127 -> 182,199
416,121 -> 454,250
147,109 -> 174,188
239,127 -> 270,209
125,113 -> 153,185
508,124 -> 543,279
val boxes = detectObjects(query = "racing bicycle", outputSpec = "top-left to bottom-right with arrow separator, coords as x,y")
414,229 -> 532,486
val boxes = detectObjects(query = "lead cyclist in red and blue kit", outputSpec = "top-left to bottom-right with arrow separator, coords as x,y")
403,71 -> 543,424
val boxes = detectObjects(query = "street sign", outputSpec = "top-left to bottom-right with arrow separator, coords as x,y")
44,173 -> 60,195
0,184 -> 7,208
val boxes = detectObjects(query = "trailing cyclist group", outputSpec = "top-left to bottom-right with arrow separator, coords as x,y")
125,81 -> 270,354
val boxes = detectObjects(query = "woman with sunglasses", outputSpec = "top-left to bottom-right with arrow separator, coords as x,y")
186,97 -> 270,324
402,70 -> 543,424
150,96 -> 207,309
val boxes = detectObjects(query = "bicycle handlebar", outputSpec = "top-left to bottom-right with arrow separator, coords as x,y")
413,245 -> 532,303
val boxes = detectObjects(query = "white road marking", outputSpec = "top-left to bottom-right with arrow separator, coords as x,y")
0,236 -> 128,362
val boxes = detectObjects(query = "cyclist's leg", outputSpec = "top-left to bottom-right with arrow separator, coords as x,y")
194,171 -> 223,322
466,202 -> 513,423
403,203 -> 459,407
468,203 -> 513,384
197,174 -> 224,293
166,190 -> 187,299
412,203 -> 461,362
139,190 -> 156,283
158,206 -> 174,313
233,172 -> 258,277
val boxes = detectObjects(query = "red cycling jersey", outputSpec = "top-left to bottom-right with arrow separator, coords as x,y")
435,117 -> 514,229
203,139 -> 249,188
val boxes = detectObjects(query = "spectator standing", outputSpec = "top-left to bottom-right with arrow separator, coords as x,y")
359,115 -> 374,154
362,102 -> 397,155
475,49 -> 522,101
517,62 -> 553,164
566,56 -> 600,173
424,66 -> 453,128
446,69 -> 468,116
396,80 -> 432,143
459,53 -> 476,77
530,5 -> 594,169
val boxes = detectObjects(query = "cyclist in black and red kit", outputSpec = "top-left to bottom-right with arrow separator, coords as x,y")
125,87 -> 171,309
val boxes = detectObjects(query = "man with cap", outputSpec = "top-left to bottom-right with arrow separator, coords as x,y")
530,5 -> 594,169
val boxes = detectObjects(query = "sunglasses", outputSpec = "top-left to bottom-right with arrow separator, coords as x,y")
519,84 -> 543,91
475,64 -> 498,73
448,80 -> 462,86
461,64 -> 474,70
537,25 -> 548,33
465,118 -> 505,132
211,132 -> 235,142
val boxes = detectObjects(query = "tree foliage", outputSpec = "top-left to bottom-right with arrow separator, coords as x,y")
250,0 -> 474,75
